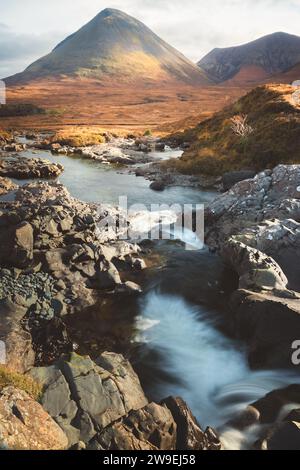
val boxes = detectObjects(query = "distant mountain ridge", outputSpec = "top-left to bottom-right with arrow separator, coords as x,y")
198,32 -> 300,84
6,8 -> 210,86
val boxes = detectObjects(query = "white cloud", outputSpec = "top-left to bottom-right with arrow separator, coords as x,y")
0,0 -> 299,77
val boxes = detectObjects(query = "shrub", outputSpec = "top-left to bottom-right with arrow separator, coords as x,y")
0,366 -> 42,401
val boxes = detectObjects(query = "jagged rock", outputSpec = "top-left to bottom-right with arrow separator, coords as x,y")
206,165 -> 300,368
93,402 -> 177,450
161,396 -> 221,450
230,289 -> 300,368
206,165 -> 300,252
0,386 -> 68,450
250,385 -> 300,424
0,156 -> 63,179
29,352 -> 148,447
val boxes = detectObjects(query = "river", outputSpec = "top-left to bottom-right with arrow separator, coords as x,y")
11,142 -> 300,449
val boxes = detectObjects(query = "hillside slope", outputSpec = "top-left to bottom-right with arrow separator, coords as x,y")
166,84 -> 300,176
198,33 -> 300,84
6,8 -> 209,86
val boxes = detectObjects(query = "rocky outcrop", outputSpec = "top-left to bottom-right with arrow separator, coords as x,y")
0,181 -> 145,369
225,385 -> 300,449
29,352 -> 220,451
0,155 -> 63,179
161,396 -> 221,450
0,386 -> 68,450
222,170 -> 256,192
29,352 -> 148,447
206,165 -> 300,368
0,177 -> 18,196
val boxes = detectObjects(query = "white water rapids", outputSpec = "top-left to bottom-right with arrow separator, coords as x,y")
134,288 -> 300,450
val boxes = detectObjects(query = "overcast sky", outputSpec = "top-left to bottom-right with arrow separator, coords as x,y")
0,0 -> 299,78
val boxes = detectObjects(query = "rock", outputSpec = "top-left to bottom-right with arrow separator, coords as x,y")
115,281 -> 142,294
0,156 -> 64,179
0,222 -> 33,268
230,289 -> 300,368
29,352 -> 148,447
221,239 -> 288,291
258,421 -> 300,450
222,170 -> 256,191
206,165 -> 300,368
0,386 -> 68,450
0,177 -> 18,196
93,402 -> 177,450
133,258 -> 147,270
150,180 -> 165,191
95,260 -> 122,290
250,385 -> 300,424
162,396 -> 221,450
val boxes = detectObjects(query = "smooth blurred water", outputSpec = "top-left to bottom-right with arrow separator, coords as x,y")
12,142 -> 300,449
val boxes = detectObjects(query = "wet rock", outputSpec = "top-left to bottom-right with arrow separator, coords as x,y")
222,170 -> 256,192
206,165 -> 300,368
29,352 -> 148,447
150,180 -> 166,191
230,289 -> 300,368
0,386 -> 68,450
162,396 -> 221,450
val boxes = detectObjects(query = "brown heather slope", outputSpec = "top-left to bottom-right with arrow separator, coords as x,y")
165,84 -> 300,176
0,77 -> 247,132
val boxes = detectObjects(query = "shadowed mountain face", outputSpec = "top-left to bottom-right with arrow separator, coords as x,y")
6,8 -> 210,86
198,32 -> 300,84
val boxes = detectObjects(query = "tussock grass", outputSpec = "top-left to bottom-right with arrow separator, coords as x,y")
165,84 -> 300,176
51,126 -> 107,147
0,366 -> 42,401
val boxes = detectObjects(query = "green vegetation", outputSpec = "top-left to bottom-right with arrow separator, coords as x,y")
143,129 -> 152,137
0,103 -> 45,117
0,366 -> 42,401
165,84 -> 300,176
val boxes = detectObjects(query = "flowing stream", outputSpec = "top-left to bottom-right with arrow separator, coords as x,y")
12,141 -> 300,449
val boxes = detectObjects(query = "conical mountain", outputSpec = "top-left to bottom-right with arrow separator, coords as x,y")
7,8 -> 210,85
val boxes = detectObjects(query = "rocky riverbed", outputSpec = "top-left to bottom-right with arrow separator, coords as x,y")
0,132 -> 300,450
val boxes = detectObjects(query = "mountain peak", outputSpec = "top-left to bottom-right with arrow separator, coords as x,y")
198,31 -> 300,84
6,9 -> 210,86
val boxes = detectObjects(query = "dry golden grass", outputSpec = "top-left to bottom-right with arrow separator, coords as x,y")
165,84 -> 300,176
0,365 -> 42,401
51,126 -> 107,147
0,76 -> 248,133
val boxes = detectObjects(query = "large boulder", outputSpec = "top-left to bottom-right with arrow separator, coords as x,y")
0,386 -> 68,450
29,352 -> 148,447
0,222 -> 33,268
230,289 -> 300,368
206,165 -> 300,368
